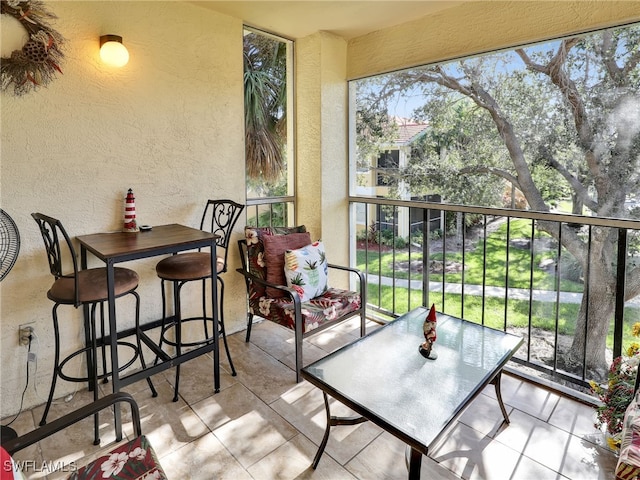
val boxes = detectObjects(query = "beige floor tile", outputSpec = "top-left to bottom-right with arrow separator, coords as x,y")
29,389 -> 130,462
346,431 -> 458,480
270,381 -> 383,466
248,433 -> 357,480
2,410 -> 46,480
122,381 -> 210,458
431,422 -> 562,480
158,349 -> 238,405
492,406 -> 616,478
305,322 -> 362,354
245,319 -> 298,362
556,433 -> 618,480
491,407 -> 562,458
4,320 -> 616,480
548,396 -> 599,435
159,431 -> 252,480
456,391 -> 513,438
280,341 -> 334,373
484,374 -> 561,421
196,383 -> 298,468
223,333 -> 298,404
246,320 -> 337,376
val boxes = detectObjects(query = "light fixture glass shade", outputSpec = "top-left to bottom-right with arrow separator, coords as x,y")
100,35 -> 129,67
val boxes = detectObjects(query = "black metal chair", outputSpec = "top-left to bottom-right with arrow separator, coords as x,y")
31,213 -> 157,445
155,199 -> 244,401
237,226 -> 366,382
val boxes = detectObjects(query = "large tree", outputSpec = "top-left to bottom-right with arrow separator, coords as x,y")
358,25 -> 640,374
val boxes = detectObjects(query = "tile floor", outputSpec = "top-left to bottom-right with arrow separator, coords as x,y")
5,318 -> 618,479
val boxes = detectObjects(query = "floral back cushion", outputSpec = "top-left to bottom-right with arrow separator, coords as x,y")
284,241 -> 329,302
244,226 -> 307,299
262,232 -> 312,298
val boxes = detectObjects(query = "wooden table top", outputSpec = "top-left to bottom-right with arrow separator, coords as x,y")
76,223 -> 218,261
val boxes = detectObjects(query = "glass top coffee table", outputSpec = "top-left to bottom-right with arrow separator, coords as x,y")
301,306 -> 523,479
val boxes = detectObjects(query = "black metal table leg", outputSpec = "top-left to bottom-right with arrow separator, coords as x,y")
491,370 -> 510,424
408,447 -> 422,480
312,392 -> 368,469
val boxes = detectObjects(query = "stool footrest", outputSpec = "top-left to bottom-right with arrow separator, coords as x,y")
58,340 -> 140,383
158,316 -> 221,348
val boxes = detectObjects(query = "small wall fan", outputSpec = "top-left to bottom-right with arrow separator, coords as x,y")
0,209 -> 20,282
0,209 -> 21,442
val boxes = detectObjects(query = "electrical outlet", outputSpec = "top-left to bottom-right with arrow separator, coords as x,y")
19,323 -> 35,346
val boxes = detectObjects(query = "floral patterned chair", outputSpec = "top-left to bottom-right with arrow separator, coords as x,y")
2,393 -> 167,480
237,226 -> 366,382
616,378 -> 640,480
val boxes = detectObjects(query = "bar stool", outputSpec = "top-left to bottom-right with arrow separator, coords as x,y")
155,199 -> 244,401
31,213 -> 157,445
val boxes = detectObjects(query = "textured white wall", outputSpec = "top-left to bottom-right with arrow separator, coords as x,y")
0,2 -> 245,415
296,33 -> 350,272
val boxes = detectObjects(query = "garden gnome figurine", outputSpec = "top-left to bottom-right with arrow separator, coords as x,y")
419,303 -> 438,359
123,188 -> 139,232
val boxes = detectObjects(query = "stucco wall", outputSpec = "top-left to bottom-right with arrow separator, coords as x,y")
0,2 -> 245,416
347,1 -> 640,79
296,32 -> 350,270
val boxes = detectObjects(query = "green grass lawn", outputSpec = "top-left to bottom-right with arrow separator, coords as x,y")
360,219 -> 640,350
366,283 -> 640,351
357,219 -> 584,292
367,283 -> 580,332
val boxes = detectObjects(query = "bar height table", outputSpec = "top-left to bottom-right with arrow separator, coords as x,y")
76,224 -> 221,438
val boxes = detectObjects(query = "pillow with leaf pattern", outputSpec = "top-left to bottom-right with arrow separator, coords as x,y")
284,241 -> 328,302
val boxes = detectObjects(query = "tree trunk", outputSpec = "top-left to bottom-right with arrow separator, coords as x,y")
566,238 -> 617,377
571,193 -> 583,216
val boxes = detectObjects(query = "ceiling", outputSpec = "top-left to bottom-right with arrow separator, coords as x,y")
191,1 -> 464,40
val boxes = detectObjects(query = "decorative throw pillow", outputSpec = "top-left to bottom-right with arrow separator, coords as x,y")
262,232 -> 312,298
284,241 -> 329,302
244,225 -> 307,298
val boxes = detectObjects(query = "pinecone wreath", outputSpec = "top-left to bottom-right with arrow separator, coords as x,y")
1,0 -> 65,96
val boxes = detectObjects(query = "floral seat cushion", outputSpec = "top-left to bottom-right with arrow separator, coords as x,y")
68,435 -> 167,480
244,226 -> 361,333
249,286 -> 361,332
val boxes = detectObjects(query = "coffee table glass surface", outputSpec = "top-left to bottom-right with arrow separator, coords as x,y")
302,307 -> 523,455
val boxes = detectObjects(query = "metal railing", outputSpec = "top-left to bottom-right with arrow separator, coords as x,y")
352,196 -> 640,397
245,196 -> 296,228
243,194 -> 640,399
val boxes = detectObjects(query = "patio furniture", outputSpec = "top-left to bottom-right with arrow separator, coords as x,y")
76,223 -> 223,439
237,226 -> 366,382
155,199 -> 244,401
2,392 -> 168,480
302,306 -> 523,479
31,213 -> 157,445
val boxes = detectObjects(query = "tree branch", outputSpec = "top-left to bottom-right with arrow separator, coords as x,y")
458,165 -> 519,186
415,66 -> 548,211
517,40 -> 605,200
545,157 -> 599,211
599,31 -> 640,86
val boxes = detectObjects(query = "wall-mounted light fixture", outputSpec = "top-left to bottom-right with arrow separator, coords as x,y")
99,35 -> 129,67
